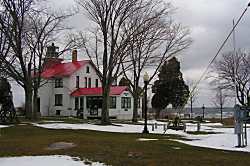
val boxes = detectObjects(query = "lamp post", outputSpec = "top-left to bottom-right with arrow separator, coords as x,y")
142,72 -> 149,134
202,104 -> 205,120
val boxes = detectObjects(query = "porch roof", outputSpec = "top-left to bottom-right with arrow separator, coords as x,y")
71,86 -> 128,97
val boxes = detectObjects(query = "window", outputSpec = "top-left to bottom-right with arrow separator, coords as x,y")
121,97 -> 131,109
95,79 -> 99,87
76,76 -> 79,88
55,78 -> 63,88
110,97 -> 116,109
80,97 -> 84,110
88,78 -> 91,88
55,94 -> 63,106
86,66 -> 90,73
75,97 -> 79,110
85,77 -> 87,88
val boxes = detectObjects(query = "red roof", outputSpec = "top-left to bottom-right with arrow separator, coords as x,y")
71,86 -> 128,96
41,60 -> 90,78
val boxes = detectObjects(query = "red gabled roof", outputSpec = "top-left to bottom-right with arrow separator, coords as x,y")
41,60 -> 90,79
71,86 -> 128,96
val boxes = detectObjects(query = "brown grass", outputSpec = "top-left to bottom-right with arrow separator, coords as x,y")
0,124 -> 249,166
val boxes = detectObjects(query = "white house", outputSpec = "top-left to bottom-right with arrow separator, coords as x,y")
38,44 -> 142,120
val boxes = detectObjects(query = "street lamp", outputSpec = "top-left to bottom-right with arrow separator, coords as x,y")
142,72 -> 149,134
202,104 -> 205,120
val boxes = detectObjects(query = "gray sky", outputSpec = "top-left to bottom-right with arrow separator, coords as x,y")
170,0 -> 250,107
12,0 -> 250,107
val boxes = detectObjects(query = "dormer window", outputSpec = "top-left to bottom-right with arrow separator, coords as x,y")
86,66 -> 90,73
55,78 -> 63,88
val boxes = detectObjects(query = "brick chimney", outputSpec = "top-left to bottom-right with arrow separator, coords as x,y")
72,49 -> 77,62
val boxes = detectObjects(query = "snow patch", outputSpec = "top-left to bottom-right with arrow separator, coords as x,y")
175,127 -> 250,152
172,147 -> 181,150
138,120 -> 166,125
0,125 -> 9,128
42,120 -> 64,123
137,138 -> 159,141
0,155 -> 106,166
203,123 -> 223,127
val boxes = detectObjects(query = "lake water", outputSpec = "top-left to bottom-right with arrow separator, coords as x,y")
163,107 -> 235,119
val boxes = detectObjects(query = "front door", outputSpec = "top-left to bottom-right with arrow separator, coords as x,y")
90,105 -> 98,116
87,96 -> 102,116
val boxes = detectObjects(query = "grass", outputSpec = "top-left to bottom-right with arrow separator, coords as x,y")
0,124 -> 250,166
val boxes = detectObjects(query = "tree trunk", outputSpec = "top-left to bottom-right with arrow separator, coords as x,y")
24,88 -> 33,120
248,95 -> 250,106
32,88 -> 39,120
220,104 -> 223,123
190,96 -> 193,119
101,85 -> 111,125
25,63 -> 33,120
132,94 -> 138,123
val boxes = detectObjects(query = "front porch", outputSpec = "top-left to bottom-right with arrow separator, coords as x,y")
74,96 -> 119,119
70,86 -> 139,120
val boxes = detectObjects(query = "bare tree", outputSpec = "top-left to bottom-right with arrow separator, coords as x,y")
120,1 -> 192,122
27,9 -> 78,119
211,86 -> 230,123
77,0 -> 159,124
0,0 -> 76,119
213,50 -> 250,106
0,0 -> 37,119
187,80 -> 199,118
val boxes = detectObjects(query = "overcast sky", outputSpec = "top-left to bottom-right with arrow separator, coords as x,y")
170,0 -> 250,107
12,0 -> 250,107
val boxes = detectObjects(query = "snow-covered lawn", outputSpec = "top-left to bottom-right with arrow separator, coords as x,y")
0,155 -> 106,166
178,127 -> 250,152
33,121 -> 222,136
34,122 -> 250,152
34,122 -> 190,136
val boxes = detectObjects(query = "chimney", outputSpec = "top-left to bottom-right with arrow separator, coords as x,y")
72,49 -> 77,62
